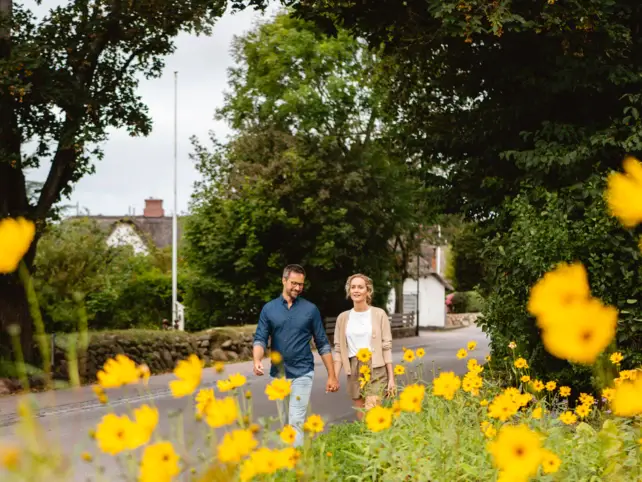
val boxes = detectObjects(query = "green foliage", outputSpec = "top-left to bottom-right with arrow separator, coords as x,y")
185,14 -> 430,326
477,175 -> 642,390
34,218 -> 184,332
450,291 -> 484,314
448,222 -> 489,292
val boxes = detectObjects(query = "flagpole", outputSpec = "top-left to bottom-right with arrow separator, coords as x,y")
171,71 -> 179,330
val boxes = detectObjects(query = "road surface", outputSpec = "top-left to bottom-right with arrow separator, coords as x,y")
0,325 -> 489,481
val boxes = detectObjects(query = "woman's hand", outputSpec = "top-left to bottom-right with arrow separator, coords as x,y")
386,377 -> 396,398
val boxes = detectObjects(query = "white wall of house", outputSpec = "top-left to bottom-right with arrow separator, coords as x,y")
387,275 -> 447,328
106,223 -> 149,255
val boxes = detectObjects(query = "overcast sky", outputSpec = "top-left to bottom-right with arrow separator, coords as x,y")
27,1 -> 280,217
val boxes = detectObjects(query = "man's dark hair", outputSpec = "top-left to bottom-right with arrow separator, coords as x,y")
283,264 -> 306,279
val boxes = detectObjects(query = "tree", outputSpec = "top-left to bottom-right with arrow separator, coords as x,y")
0,0 -> 226,360
185,13 -> 430,327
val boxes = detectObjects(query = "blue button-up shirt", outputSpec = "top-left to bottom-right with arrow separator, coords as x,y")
253,295 -> 332,379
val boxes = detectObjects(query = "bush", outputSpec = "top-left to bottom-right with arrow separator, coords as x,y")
450,291 -> 485,313
476,176 -> 642,391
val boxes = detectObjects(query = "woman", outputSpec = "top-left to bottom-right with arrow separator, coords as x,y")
332,273 -> 395,420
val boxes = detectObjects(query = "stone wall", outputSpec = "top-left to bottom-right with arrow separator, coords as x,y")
50,327 -> 255,383
445,312 -> 481,328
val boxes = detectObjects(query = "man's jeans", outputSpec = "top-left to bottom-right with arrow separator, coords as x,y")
275,370 -> 314,447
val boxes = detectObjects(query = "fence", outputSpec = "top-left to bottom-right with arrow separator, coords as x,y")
323,312 -> 417,343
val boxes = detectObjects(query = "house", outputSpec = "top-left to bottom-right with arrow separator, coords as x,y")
72,198 -> 183,255
386,240 -> 454,329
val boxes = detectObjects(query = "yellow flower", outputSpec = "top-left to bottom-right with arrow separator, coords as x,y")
280,425 -> 297,445
530,380 -> 545,392
132,404 -> 159,445
270,351 -> 283,364
531,407 -> 543,419
484,425 -> 497,439
265,378 -> 292,401
0,217 -> 35,273
545,381 -> 556,392
559,411 -> 577,425
541,449 -> 561,474
403,349 -> 416,363
365,406 -> 393,432
80,451 -> 92,462
0,444 -> 20,471
559,386 -> 571,397
217,379 -> 234,392
480,399 -> 489,407
359,365 -> 371,375
579,393 -> 595,406
540,297 -> 617,365
520,375 -> 531,383
400,383 -> 426,412
487,424 -> 543,479
610,352 -> 624,365
195,388 -> 215,416
169,355 -> 203,398
138,364 -> 151,384
611,378 -> 642,417
356,348 -> 372,363
514,358 -> 528,369
456,349 -> 468,359
432,372 -> 461,401
605,156 -> 642,227
416,347 -> 426,358
205,396 -> 239,428
602,387 -> 615,401
213,361 -> 225,373
303,414 -> 324,434
575,404 -> 590,418
394,364 -> 405,376
229,373 -> 247,389
391,400 -> 402,418
527,262 -> 590,326
139,441 -> 180,482
217,429 -> 258,464
486,355 -> 492,361
96,354 -> 140,389
95,413 -> 143,455
488,393 -> 520,422
467,341 -> 477,351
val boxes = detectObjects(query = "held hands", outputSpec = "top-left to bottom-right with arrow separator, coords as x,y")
325,376 -> 340,393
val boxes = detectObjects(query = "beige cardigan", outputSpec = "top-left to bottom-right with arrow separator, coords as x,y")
332,306 -> 393,375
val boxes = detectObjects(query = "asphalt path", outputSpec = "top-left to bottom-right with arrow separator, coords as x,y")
0,325 -> 489,481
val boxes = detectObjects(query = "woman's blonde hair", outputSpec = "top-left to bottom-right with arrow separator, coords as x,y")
345,273 -> 374,305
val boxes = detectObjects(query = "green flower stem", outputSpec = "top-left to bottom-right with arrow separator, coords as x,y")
18,261 -> 51,389
9,324 -> 29,391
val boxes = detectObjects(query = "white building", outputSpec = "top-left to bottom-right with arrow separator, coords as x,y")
386,239 -> 454,329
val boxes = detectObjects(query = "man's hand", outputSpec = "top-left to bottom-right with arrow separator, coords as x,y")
253,360 -> 264,376
386,378 -> 396,398
326,376 -> 340,393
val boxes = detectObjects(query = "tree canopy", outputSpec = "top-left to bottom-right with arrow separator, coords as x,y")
0,0 -> 226,360
184,13 -> 430,326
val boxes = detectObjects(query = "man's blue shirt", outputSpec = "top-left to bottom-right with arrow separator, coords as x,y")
253,295 -> 332,379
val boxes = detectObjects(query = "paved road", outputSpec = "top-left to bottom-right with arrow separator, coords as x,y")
0,325 -> 488,481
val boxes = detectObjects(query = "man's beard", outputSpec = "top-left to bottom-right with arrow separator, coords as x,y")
288,289 -> 300,299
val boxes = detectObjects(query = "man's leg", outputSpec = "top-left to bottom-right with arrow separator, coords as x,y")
287,371 -> 314,447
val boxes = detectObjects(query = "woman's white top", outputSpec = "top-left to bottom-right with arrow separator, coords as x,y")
346,308 -> 372,358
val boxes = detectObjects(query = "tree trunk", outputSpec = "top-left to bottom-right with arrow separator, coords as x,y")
0,272 -> 35,365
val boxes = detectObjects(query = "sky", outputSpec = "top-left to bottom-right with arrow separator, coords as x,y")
27,1 -> 280,217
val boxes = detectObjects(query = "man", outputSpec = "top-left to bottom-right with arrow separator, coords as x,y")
253,264 -> 339,446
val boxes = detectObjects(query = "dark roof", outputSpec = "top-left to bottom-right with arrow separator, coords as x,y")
69,215 -> 184,250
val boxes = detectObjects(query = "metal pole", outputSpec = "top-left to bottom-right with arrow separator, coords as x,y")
415,243 -> 420,336
171,71 -> 178,330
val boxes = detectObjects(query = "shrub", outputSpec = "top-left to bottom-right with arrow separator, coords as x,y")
477,176 -> 642,390
450,291 -> 485,313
